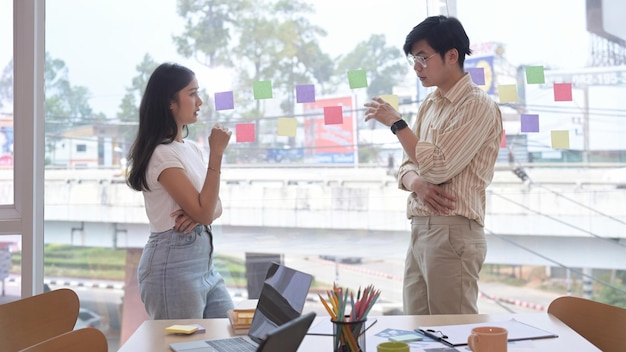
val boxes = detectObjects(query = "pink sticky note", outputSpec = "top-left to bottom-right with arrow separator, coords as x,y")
554,83 -> 573,101
500,130 -> 506,148
323,106 -> 343,125
236,123 -> 255,143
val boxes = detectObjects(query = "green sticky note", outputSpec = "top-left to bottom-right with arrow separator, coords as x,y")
551,130 -> 570,149
347,69 -> 368,89
253,80 -> 273,99
525,66 -> 545,84
277,117 -> 297,137
380,94 -> 399,110
498,84 -> 518,103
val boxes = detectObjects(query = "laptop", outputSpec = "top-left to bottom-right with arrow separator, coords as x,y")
170,262 -> 314,352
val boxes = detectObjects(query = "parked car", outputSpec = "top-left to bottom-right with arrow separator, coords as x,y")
74,307 -> 102,330
318,254 -> 362,265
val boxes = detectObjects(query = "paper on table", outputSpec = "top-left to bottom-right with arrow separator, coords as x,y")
415,319 -> 558,347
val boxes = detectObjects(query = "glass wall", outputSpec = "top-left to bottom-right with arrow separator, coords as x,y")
4,0 -> 625,350
0,0 -> 14,204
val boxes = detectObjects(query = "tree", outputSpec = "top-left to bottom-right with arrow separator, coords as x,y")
44,52 -> 95,134
336,34 -> 408,99
117,54 -> 159,123
0,60 -> 13,111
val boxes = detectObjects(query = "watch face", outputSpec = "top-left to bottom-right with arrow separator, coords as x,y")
391,120 -> 407,134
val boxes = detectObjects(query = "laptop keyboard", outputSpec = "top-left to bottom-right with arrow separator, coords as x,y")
205,337 -> 258,352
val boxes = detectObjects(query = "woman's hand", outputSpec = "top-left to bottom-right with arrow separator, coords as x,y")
170,209 -> 199,233
208,124 -> 232,154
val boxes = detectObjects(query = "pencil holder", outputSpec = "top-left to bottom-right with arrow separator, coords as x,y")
332,318 -> 367,352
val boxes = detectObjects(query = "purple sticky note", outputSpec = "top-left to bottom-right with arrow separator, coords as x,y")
214,91 -> 234,111
521,114 -> 539,133
296,84 -> 315,103
467,67 -> 485,85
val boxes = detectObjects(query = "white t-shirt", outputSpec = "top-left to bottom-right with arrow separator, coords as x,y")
143,140 -> 207,232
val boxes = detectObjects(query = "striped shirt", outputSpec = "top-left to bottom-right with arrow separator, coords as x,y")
397,73 -> 503,226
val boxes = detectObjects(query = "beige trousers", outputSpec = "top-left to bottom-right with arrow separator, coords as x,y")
403,216 -> 487,315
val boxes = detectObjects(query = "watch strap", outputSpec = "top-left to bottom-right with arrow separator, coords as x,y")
391,119 -> 408,134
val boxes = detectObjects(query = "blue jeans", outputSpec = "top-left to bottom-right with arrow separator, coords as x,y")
138,225 -> 234,319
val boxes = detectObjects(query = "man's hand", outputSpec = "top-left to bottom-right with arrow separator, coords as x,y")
171,209 -> 199,233
409,178 -> 456,215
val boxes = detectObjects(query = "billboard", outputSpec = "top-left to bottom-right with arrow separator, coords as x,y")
0,125 -> 13,166
302,96 -> 355,164
586,0 -> 626,45
465,56 -> 495,95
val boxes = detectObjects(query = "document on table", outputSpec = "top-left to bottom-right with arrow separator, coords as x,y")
415,319 -> 558,347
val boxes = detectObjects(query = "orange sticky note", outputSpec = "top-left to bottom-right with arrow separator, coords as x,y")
277,117 -> 297,137
498,84 -> 518,103
554,83 -> 573,101
551,130 -> 570,149
324,106 -> 343,125
236,123 -> 255,143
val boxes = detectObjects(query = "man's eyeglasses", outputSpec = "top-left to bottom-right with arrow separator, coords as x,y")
407,52 -> 438,68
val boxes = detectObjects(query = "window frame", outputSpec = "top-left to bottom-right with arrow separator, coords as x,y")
0,0 -> 46,297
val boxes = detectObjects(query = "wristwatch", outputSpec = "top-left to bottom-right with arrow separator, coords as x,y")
390,119 -> 408,135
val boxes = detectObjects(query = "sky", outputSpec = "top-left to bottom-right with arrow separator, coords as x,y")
0,0 -> 589,117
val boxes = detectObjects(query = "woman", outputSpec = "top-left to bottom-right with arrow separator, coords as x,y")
126,63 -> 234,319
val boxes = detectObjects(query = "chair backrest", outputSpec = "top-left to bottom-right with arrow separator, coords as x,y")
0,288 -> 80,351
548,295 -> 626,352
19,328 -> 108,352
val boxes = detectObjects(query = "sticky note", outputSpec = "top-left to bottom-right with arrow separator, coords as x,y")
165,324 -> 199,334
551,130 -> 570,149
296,84 -> 315,103
236,123 -> 255,143
525,66 -> 545,84
554,83 -> 573,101
253,80 -> 273,99
277,117 -> 297,136
214,91 -> 234,111
347,69 -> 368,89
500,130 -> 506,148
380,94 -> 399,110
324,106 -> 343,125
467,67 -> 485,85
520,114 -> 539,132
498,84 -> 518,103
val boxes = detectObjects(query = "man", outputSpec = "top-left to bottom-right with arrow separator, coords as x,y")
364,15 -> 503,315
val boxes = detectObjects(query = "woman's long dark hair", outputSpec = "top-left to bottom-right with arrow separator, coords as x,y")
126,63 -> 195,192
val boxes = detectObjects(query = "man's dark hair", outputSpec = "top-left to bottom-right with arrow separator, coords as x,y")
403,15 -> 472,68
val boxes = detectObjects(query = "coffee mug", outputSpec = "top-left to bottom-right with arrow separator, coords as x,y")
467,326 -> 508,352
377,341 -> 409,352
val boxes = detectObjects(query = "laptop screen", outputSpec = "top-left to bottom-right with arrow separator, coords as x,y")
248,262 -> 313,344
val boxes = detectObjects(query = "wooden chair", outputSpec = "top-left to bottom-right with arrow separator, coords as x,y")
0,288 -> 80,351
18,328 -> 108,352
548,295 -> 626,352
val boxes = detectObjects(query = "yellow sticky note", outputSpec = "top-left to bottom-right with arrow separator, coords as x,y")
498,84 -> 518,103
551,130 -> 570,149
165,324 -> 199,334
380,94 -> 399,110
277,117 -> 297,136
